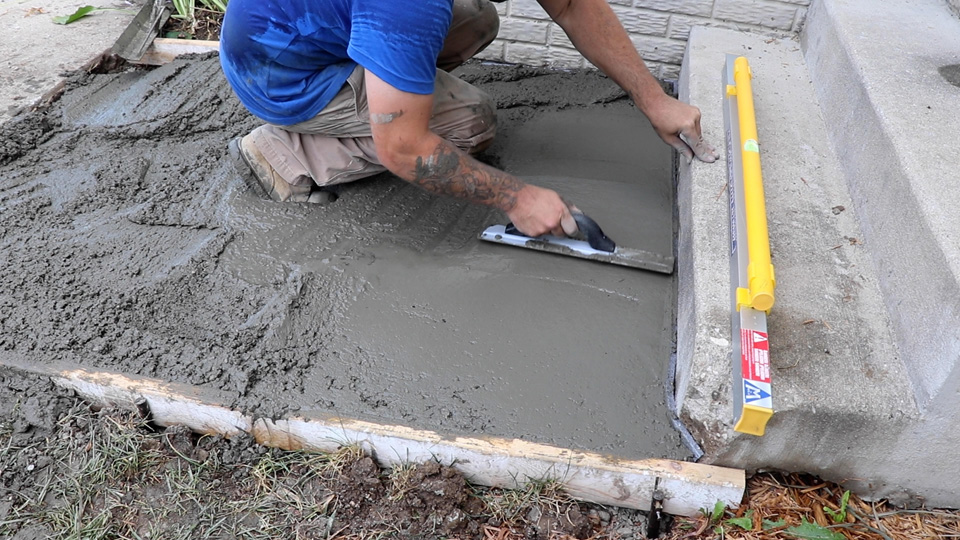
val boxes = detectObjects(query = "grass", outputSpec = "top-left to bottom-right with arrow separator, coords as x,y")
482,475 -> 571,525
0,399 -> 601,539
171,0 -> 227,21
0,405 -> 369,540
3,401 -> 958,540
386,462 -> 418,502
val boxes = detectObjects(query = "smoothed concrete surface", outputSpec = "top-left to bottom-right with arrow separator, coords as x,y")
0,57 -> 689,460
0,0 -> 136,124
802,0 -> 960,412
675,26 -> 955,506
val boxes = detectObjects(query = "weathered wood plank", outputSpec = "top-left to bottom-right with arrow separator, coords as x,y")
135,38 -> 220,65
2,360 -> 744,516
255,415 -> 744,516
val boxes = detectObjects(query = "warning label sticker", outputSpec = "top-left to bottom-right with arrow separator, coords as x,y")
741,329 -> 770,383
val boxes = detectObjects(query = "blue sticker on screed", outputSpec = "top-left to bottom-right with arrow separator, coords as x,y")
743,380 -> 771,404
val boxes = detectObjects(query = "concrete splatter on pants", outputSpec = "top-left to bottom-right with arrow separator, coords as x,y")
250,0 -> 500,188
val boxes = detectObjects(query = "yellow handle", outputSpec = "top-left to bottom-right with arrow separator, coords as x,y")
733,57 -> 775,312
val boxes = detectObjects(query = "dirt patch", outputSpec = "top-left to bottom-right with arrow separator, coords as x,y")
0,379 -> 646,539
331,457 -> 491,538
162,9 -> 223,41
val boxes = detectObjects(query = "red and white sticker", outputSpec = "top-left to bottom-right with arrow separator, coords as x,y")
740,329 -> 770,383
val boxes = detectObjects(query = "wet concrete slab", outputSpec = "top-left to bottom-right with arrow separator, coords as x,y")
0,56 -> 689,460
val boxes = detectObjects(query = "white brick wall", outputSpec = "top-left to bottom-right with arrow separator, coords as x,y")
477,0 -> 808,79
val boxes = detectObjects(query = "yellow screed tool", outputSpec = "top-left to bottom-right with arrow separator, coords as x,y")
723,55 -> 775,436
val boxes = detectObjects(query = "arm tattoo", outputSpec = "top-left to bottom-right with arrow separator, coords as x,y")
412,140 -> 524,212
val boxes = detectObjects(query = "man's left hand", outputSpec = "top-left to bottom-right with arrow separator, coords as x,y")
645,94 -> 719,164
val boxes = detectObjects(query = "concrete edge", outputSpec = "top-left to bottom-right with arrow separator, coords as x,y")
0,0 -> 136,126
676,29 -> 741,455
673,25 -> 959,506
800,0 -> 960,410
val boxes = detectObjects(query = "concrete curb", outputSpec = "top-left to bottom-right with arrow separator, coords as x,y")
674,26 -> 960,506
802,0 -> 960,411
0,0 -> 135,125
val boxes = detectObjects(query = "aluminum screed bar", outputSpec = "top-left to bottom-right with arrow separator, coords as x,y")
723,55 -> 775,436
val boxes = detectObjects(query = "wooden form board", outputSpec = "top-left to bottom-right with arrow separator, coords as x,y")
3,360 -> 744,516
136,38 -> 220,66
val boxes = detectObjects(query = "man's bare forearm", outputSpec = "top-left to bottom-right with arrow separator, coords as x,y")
538,0 -> 718,162
375,126 -> 571,236
541,0 -> 664,113
409,137 -> 524,212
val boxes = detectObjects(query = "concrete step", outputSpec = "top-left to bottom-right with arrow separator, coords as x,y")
676,19 -> 959,507
802,0 -> 960,412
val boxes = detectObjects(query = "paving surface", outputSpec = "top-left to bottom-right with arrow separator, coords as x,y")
677,22 -> 911,470
676,0 -> 960,508
0,46 -> 690,460
0,0 -> 135,124
803,0 -> 960,411
12,0 -> 960,511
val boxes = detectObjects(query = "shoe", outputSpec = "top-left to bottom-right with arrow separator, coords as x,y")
228,136 -> 336,204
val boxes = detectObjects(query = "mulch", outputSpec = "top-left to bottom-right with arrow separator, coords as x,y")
664,472 -> 959,540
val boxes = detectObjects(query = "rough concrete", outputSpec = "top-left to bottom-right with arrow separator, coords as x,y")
0,56 -> 690,460
949,0 -> 960,17
677,20 -> 960,507
0,0 -> 135,125
803,0 -> 960,413
677,21 -> 960,507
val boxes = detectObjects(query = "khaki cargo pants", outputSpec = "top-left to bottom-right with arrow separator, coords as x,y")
248,0 -> 500,188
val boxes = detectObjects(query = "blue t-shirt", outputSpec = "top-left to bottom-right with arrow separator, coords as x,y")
220,0 -> 453,125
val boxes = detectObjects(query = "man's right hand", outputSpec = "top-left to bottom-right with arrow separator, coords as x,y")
507,184 -> 579,238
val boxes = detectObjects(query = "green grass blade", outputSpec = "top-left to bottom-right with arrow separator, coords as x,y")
198,0 -> 227,13
725,509 -> 754,530
52,5 -> 100,25
710,500 -> 726,523
784,518 -> 845,540
171,0 -> 195,20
